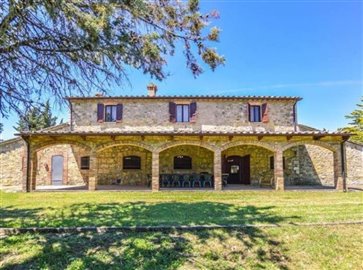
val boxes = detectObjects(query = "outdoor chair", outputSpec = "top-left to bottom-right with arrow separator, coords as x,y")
171,174 -> 181,187
203,174 -> 213,188
161,174 -> 170,187
182,174 -> 191,188
191,174 -> 201,187
222,173 -> 229,187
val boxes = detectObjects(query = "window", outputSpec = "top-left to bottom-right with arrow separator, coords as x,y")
176,104 -> 190,122
270,156 -> 286,170
105,105 -> 117,122
250,105 -> 261,122
174,155 -> 192,169
81,156 -> 90,170
123,156 -> 141,169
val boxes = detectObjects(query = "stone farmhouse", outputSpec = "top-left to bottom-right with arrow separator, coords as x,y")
1,84 -> 362,192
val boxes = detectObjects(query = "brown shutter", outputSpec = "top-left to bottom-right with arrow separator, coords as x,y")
292,103 -> 296,123
247,103 -> 251,122
262,103 -> 269,123
97,103 -> 104,122
190,102 -> 197,122
116,104 -> 123,122
169,102 -> 176,122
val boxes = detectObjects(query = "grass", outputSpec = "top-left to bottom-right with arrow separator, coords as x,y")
1,191 -> 362,269
0,225 -> 362,269
1,191 -> 362,228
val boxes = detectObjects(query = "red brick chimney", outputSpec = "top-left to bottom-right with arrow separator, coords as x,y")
147,83 -> 157,97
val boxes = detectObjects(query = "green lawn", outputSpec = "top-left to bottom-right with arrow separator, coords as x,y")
1,191 -> 363,269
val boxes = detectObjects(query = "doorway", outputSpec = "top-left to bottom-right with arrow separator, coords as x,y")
224,155 -> 250,184
51,155 -> 64,185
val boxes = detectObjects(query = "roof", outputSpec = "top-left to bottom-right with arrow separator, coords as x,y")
0,123 -> 70,146
17,130 -> 351,137
66,95 -> 302,101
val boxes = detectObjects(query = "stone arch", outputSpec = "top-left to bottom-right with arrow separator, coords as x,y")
32,140 -> 92,153
29,140 -> 92,188
221,141 -> 277,152
281,140 -> 338,152
96,141 -> 154,153
157,140 -> 217,153
282,140 -> 339,187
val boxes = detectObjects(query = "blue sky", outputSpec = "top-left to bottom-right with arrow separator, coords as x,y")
1,0 -> 362,140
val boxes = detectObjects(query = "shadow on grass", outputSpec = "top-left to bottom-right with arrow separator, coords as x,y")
0,201 -> 299,227
0,202 -> 298,269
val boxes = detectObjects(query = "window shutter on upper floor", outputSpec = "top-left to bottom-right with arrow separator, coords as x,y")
97,103 -> 104,122
190,102 -> 197,122
116,104 -> 123,122
247,103 -> 251,122
169,102 -> 176,122
292,103 -> 296,123
262,103 -> 269,123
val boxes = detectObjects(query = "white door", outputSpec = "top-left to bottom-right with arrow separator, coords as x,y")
51,155 -> 64,185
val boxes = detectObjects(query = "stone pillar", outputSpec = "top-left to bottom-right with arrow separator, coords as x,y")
214,149 -> 222,191
151,151 -> 160,192
88,152 -> 97,191
274,149 -> 284,191
23,141 -> 37,192
30,151 -> 37,191
333,148 -> 344,191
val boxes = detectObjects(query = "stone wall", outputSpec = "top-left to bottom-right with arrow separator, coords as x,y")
346,142 -> 363,183
159,145 -> 214,174
96,145 -> 152,185
284,145 -> 334,186
71,99 -> 296,133
0,138 -> 25,188
222,145 -> 274,185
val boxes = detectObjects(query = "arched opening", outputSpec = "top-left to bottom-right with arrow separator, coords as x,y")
222,144 -> 275,188
96,145 -> 152,190
33,143 -> 91,191
159,145 -> 214,189
283,143 -> 335,188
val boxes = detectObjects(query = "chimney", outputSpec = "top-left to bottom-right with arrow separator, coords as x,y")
147,83 -> 157,97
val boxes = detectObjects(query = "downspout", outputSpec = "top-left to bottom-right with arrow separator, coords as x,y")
23,136 -> 31,192
341,138 -> 348,192
68,99 -> 73,131
293,101 -> 298,132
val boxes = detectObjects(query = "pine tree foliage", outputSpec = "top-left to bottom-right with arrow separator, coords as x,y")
340,97 -> 363,144
14,100 -> 58,132
0,0 -> 225,117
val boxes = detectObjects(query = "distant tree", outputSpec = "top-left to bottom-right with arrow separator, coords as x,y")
14,100 -> 57,132
340,98 -> 363,144
0,0 -> 224,117
0,123 -> 3,134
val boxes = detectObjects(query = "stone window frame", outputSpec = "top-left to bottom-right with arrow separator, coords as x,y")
80,156 -> 90,170
174,155 -> 192,170
123,155 -> 142,170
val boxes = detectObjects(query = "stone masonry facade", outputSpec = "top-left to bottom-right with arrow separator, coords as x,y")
1,89 -> 361,191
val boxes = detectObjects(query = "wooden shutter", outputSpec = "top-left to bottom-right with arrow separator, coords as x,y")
97,103 -> 104,122
262,103 -> 269,123
190,102 -> 197,122
169,102 -> 176,122
247,103 -> 251,122
116,104 -> 123,122
292,103 -> 296,123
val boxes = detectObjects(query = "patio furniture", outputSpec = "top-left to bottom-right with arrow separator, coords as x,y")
222,173 -> 229,187
160,174 -> 170,187
191,174 -> 201,187
171,174 -> 181,187
203,174 -> 213,188
182,174 -> 191,187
